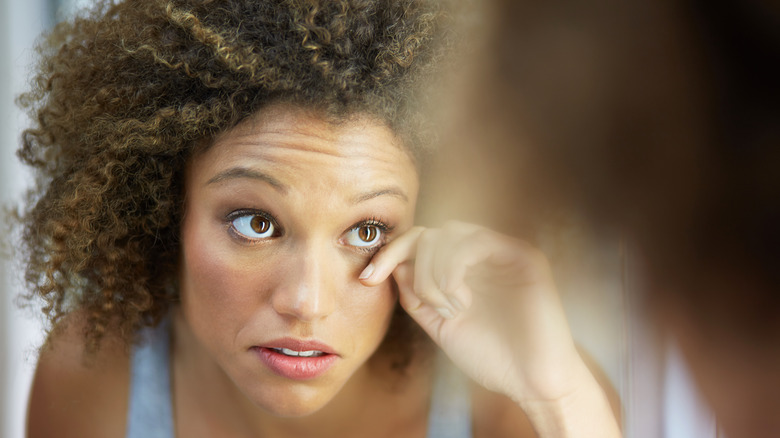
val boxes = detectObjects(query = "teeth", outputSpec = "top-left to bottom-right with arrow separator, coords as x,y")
274,348 -> 324,357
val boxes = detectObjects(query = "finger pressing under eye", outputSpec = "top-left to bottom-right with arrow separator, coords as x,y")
359,226 -> 425,286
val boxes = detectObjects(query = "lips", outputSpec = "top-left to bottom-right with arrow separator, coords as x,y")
252,338 -> 339,380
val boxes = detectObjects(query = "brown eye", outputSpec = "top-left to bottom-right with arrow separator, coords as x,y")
250,216 -> 271,234
346,224 -> 383,248
358,225 -> 377,242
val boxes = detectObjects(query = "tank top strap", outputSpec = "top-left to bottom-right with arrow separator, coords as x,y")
426,355 -> 474,438
126,318 -> 175,438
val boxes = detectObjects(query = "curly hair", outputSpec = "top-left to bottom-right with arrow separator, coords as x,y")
15,0 -> 451,354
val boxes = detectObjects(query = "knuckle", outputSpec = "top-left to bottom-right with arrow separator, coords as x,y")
421,291 -> 448,307
418,228 -> 439,246
525,244 -> 548,263
410,225 -> 426,235
471,228 -> 493,242
414,285 -> 433,300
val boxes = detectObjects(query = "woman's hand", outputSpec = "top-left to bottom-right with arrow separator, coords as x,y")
359,221 -> 621,437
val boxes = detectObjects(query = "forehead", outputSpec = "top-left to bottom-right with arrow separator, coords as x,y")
187,105 -> 418,195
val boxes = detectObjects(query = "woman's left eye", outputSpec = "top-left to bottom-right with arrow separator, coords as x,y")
345,224 -> 384,248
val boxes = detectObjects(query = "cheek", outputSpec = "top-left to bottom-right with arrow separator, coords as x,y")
178,219 -> 276,340
340,280 -> 398,344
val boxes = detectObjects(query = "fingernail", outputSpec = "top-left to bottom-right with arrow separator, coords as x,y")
359,263 -> 374,280
436,307 -> 456,319
448,295 -> 465,312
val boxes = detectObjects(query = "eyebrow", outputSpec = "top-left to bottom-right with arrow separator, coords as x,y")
351,187 -> 408,204
206,167 -> 287,192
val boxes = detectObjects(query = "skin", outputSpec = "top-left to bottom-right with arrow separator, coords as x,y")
173,103 -> 426,435
27,103 -> 619,438
363,223 -> 622,438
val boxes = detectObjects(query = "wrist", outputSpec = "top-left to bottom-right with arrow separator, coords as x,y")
515,363 -> 622,438
505,348 -> 593,404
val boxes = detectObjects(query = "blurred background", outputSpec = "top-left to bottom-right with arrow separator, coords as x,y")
0,1 -> 718,437
1,2 -> 91,437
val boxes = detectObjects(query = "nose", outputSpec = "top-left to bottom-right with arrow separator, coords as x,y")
271,241 -> 338,322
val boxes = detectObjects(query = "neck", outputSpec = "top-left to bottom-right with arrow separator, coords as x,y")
170,309 -> 433,438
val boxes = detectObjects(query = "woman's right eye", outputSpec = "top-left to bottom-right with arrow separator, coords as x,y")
230,213 -> 278,240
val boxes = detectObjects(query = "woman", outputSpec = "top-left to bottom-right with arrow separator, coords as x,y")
17,1 -> 619,437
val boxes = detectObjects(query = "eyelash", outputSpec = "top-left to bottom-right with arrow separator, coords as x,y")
348,217 -> 394,254
224,210 -> 394,251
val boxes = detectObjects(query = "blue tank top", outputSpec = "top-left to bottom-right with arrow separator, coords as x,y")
126,319 -> 473,438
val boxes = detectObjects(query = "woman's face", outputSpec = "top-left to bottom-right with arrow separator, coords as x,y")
178,104 -> 419,416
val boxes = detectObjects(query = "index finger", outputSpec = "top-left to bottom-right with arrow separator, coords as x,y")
359,226 -> 425,286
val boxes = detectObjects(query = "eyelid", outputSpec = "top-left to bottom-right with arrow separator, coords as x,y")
226,209 -> 282,242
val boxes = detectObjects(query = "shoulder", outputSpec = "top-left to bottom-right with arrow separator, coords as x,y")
471,347 -> 622,438
27,314 -> 131,438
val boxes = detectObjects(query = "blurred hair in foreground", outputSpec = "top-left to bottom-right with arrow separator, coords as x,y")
443,0 -> 780,436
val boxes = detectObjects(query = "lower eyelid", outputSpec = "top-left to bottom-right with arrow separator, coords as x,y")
227,225 -> 263,244
354,245 -> 383,255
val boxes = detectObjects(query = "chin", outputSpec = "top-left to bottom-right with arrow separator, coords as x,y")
263,401 -> 329,418
245,380 -> 343,418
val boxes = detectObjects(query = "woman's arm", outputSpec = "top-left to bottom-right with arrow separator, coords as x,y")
470,347 -> 621,438
360,222 -> 621,438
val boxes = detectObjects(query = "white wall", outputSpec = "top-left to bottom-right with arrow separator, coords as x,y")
1,1 -> 52,437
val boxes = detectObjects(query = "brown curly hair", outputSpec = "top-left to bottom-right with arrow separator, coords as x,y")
15,0 -> 451,354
